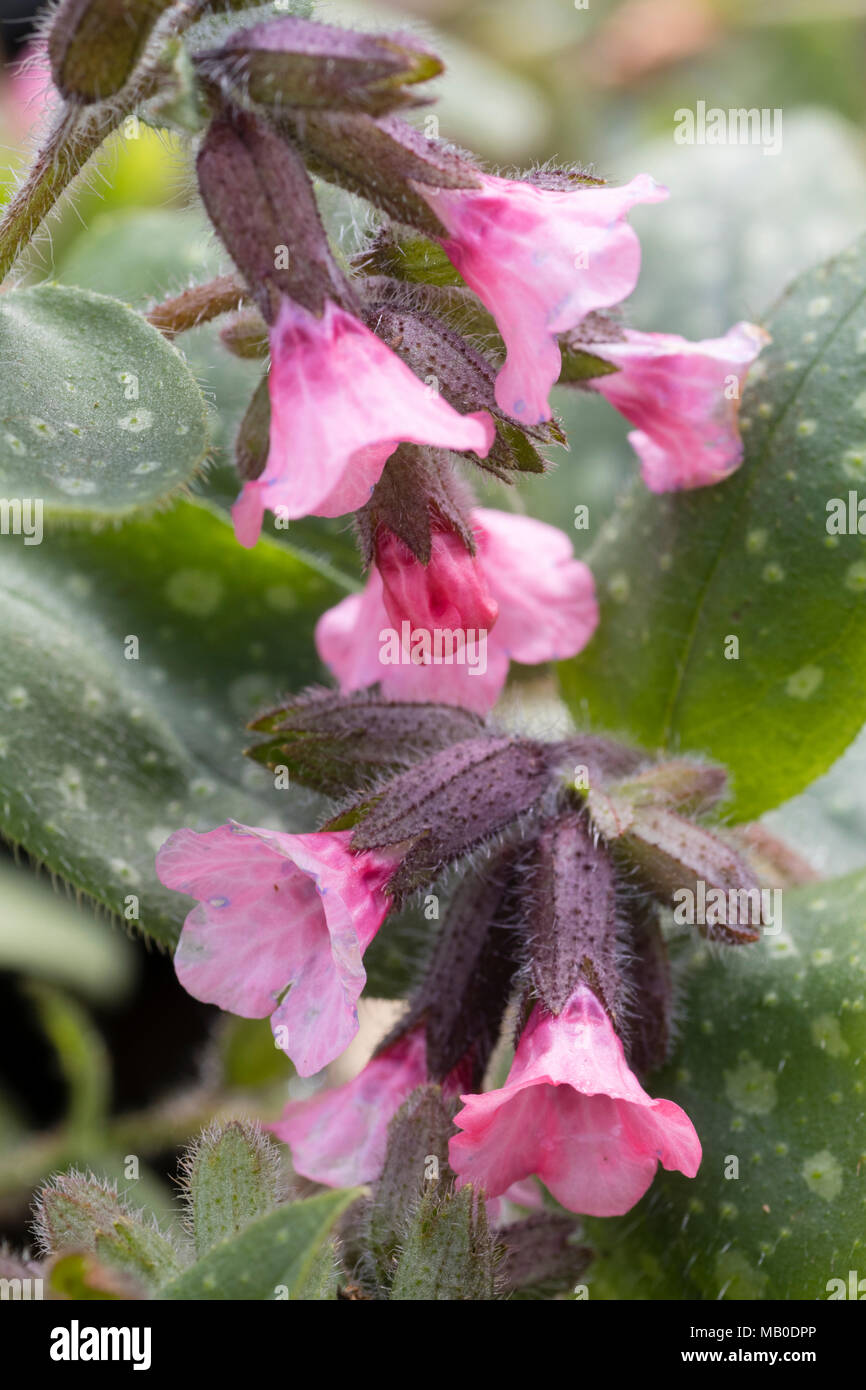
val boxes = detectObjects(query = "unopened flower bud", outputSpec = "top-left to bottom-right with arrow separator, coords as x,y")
197,109 -> 352,321
220,308 -> 270,359
280,109 -> 481,238
197,17 -> 442,116
355,445 -> 477,568
619,805 -> 763,944
524,809 -> 620,1016
376,523 -> 499,640
48,0 -> 174,104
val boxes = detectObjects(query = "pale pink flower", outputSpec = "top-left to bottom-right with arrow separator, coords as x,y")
273,1024 -> 470,1187
273,1026 -> 428,1186
412,171 -> 668,424
232,298 -> 495,545
315,508 -> 598,713
156,822 -> 399,1076
586,321 -> 770,491
449,982 -> 701,1217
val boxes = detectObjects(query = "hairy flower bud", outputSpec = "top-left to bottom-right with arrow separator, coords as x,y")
392,846 -> 522,1086
524,809 -> 621,1017
48,0 -> 174,103
196,17 -> 442,116
220,308 -> 270,359
349,735 -> 555,898
246,686 -> 484,796
197,109 -> 352,321
619,805 -> 763,944
279,109 -> 481,238
234,375 -> 270,481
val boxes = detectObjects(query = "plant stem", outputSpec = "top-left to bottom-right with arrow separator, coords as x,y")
147,274 -> 249,336
0,0 -> 211,283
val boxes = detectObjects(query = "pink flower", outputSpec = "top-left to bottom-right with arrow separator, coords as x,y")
412,171 -> 668,425
449,983 -> 701,1217
315,508 -> 599,713
585,321 -> 770,492
232,298 -> 495,545
156,822 -> 399,1076
376,525 -> 500,636
273,1024 -> 470,1186
273,1026 -> 426,1185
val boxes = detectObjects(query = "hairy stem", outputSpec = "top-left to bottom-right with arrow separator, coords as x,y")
146,273 -> 249,336
0,0 -> 211,282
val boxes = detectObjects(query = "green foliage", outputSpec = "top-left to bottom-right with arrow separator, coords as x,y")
159,1187 -> 359,1301
0,285 -> 209,516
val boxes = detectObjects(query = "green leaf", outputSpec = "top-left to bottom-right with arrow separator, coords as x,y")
183,1122 -> 281,1257
586,870 -> 866,1300
158,1188 -> 359,1300
560,237 -> 866,820
0,284 -> 209,517
0,499 -> 350,946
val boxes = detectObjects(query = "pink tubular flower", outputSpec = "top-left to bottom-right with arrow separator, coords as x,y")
449,983 -> 701,1217
273,1024 -> 471,1187
231,298 -> 495,546
585,321 -> 770,492
155,822 -> 399,1076
376,525 -> 500,637
411,171 -> 668,425
315,508 -> 599,714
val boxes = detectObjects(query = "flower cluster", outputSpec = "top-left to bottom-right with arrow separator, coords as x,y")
158,691 -> 767,1218
150,13 -> 773,1236
182,13 -> 769,715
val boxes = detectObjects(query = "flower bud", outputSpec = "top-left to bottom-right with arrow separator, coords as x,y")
197,109 -> 352,321
355,445 -> 477,568
235,375 -> 270,481
349,735 -> 555,899
619,805 -> 763,944
393,846 -> 522,1086
280,109 -> 481,238
499,1214 -> 591,1294
220,308 -> 270,359
246,686 -> 484,797
376,523 -> 499,641
197,17 -> 442,116
48,0 -> 174,103
524,809 -> 621,1016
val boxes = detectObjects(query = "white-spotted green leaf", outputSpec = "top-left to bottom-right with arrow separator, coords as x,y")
0,284 -> 208,516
